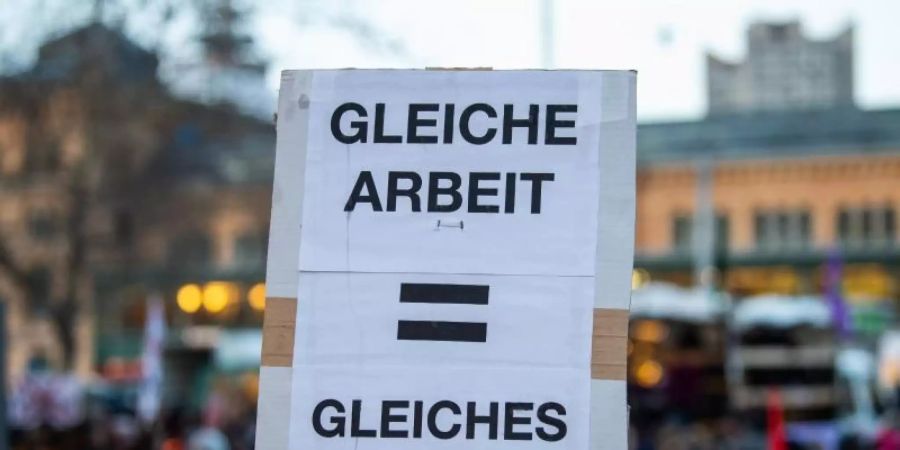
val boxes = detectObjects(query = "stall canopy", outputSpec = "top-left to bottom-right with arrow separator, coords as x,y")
630,282 -> 726,323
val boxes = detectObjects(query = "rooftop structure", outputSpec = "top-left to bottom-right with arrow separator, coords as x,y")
707,21 -> 854,116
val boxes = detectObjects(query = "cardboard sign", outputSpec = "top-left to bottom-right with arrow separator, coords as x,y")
256,70 -> 636,450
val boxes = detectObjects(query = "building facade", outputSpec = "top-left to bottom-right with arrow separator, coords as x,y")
642,20 -> 897,308
0,24 -> 274,385
635,107 -> 900,313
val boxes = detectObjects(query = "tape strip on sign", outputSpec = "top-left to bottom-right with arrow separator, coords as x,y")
591,308 -> 629,381
261,297 -> 297,367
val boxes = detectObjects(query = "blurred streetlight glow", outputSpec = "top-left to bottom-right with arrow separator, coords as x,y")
203,281 -> 235,314
248,283 -> 266,311
635,359 -> 664,388
176,284 -> 202,314
634,320 -> 668,344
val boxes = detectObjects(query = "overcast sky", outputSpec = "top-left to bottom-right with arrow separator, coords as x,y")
1,0 -> 897,121
252,0 -> 900,121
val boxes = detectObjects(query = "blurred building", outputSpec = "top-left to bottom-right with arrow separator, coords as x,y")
636,20 -> 898,311
707,20 -> 854,115
0,22 -> 165,380
0,22 -> 273,396
636,109 -> 900,304
632,21 -> 899,423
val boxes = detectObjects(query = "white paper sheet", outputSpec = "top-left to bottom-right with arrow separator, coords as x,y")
290,366 -> 590,450
298,70 -> 605,276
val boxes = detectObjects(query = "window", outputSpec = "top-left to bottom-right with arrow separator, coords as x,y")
798,212 -> 811,244
838,210 -> 851,241
672,213 -> 730,253
886,208 -> 896,241
672,214 -> 692,253
862,209 -> 873,239
837,205 -> 897,246
755,214 -> 767,247
715,215 -> 730,252
754,209 -> 812,251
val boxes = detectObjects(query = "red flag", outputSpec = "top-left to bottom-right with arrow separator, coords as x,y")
767,388 -> 787,450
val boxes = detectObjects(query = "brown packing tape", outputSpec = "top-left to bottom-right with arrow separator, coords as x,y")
261,297 -> 297,367
591,308 -> 629,381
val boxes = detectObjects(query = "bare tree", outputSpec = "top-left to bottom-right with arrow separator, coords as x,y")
0,0 -> 408,369
0,25 -> 167,368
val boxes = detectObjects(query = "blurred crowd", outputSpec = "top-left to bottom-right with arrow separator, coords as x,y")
8,371 -> 257,450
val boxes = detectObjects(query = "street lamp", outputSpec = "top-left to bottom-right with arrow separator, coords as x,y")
248,283 -> 266,311
202,281 -> 236,314
176,284 -> 202,314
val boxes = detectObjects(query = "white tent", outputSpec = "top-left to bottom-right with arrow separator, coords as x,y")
732,294 -> 832,330
630,282 -> 726,323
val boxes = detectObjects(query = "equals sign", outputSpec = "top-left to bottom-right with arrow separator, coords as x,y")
397,283 -> 489,343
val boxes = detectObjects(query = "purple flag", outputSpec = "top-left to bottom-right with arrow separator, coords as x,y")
826,249 -> 852,340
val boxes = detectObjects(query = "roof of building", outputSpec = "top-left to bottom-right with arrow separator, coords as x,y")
29,23 -> 159,84
638,107 -> 900,164
0,23 -> 273,187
